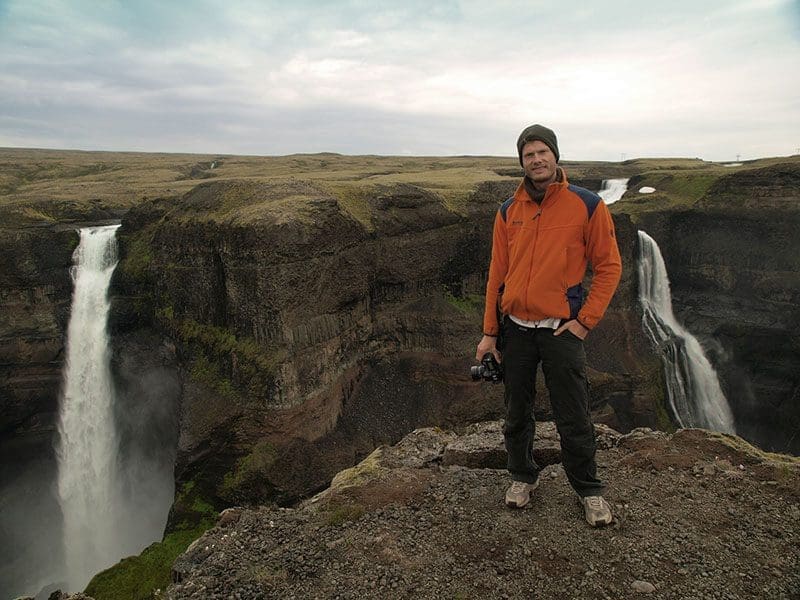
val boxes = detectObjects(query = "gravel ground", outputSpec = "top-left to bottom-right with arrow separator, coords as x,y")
164,425 -> 800,600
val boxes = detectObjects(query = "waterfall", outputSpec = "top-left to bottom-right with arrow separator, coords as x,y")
56,224 -> 123,591
636,230 -> 735,433
598,178 -> 629,204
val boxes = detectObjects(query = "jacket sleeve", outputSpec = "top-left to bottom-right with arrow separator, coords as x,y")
578,201 -> 622,329
482,210 -> 508,336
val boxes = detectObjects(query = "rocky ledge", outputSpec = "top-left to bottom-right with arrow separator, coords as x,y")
157,422 -> 799,600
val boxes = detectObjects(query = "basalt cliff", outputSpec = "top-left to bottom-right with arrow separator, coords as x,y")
0,149 -> 798,598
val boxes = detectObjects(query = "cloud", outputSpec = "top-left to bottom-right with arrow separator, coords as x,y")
0,0 -> 797,159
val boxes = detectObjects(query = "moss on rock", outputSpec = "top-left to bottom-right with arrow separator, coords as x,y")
84,480 -> 217,600
83,522 -> 214,600
218,440 -> 279,503
327,447 -> 388,493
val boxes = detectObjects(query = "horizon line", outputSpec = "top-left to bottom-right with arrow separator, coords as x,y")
1,145 -> 796,164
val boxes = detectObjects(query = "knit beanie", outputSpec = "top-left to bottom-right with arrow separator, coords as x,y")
516,124 -> 559,165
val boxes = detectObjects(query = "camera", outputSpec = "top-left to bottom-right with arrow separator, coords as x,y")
470,352 -> 503,383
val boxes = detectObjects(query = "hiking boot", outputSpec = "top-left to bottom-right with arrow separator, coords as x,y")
505,479 -> 539,508
581,495 -> 613,527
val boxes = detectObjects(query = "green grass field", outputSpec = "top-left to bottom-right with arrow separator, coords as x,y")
1,147 -> 797,228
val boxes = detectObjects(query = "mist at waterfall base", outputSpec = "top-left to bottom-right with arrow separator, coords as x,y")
2,225 -> 178,598
636,230 -> 736,434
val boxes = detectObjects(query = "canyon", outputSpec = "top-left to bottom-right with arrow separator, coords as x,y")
0,149 -> 797,597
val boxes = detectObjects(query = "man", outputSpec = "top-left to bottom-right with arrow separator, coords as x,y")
476,124 -> 622,526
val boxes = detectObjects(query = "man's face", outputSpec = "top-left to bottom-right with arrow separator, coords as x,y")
521,140 -> 557,186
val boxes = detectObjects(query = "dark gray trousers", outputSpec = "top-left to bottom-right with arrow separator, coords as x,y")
502,319 -> 604,497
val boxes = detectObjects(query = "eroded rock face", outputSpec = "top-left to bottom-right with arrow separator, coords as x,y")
0,226 -> 75,439
110,180 -> 511,508
0,225 -> 78,596
110,178 -> 658,512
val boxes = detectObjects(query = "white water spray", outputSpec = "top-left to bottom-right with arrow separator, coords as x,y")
598,178 -> 629,204
56,224 -> 123,591
636,230 -> 735,433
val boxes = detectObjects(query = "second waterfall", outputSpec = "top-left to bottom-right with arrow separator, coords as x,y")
636,230 -> 736,434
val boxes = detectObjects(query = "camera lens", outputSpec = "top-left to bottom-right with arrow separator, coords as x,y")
470,365 -> 484,381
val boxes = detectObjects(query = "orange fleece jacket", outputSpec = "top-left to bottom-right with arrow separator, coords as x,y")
482,168 -> 622,336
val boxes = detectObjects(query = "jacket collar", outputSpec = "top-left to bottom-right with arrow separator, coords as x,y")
516,166 -> 568,204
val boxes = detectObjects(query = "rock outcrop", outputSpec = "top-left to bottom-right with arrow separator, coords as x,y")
165,422 -> 800,599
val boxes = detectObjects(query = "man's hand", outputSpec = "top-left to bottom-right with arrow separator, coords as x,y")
476,335 -> 501,363
554,319 -> 588,340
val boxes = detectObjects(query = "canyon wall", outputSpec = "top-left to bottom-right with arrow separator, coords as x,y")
108,177 -> 656,515
0,223 -> 77,595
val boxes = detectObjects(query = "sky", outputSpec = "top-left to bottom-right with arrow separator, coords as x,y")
0,0 -> 798,161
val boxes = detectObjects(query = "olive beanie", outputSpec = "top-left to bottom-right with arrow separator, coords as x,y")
517,124 -> 559,165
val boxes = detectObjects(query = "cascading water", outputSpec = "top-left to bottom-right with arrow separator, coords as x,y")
636,230 -> 736,433
56,224 -> 123,591
598,178 -> 629,204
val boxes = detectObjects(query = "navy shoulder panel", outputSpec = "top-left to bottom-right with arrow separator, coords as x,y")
499,196 -> 515,222
567,184 -> 602,220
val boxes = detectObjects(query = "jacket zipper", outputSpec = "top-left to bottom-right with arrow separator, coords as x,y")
524,200 -> 544,313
